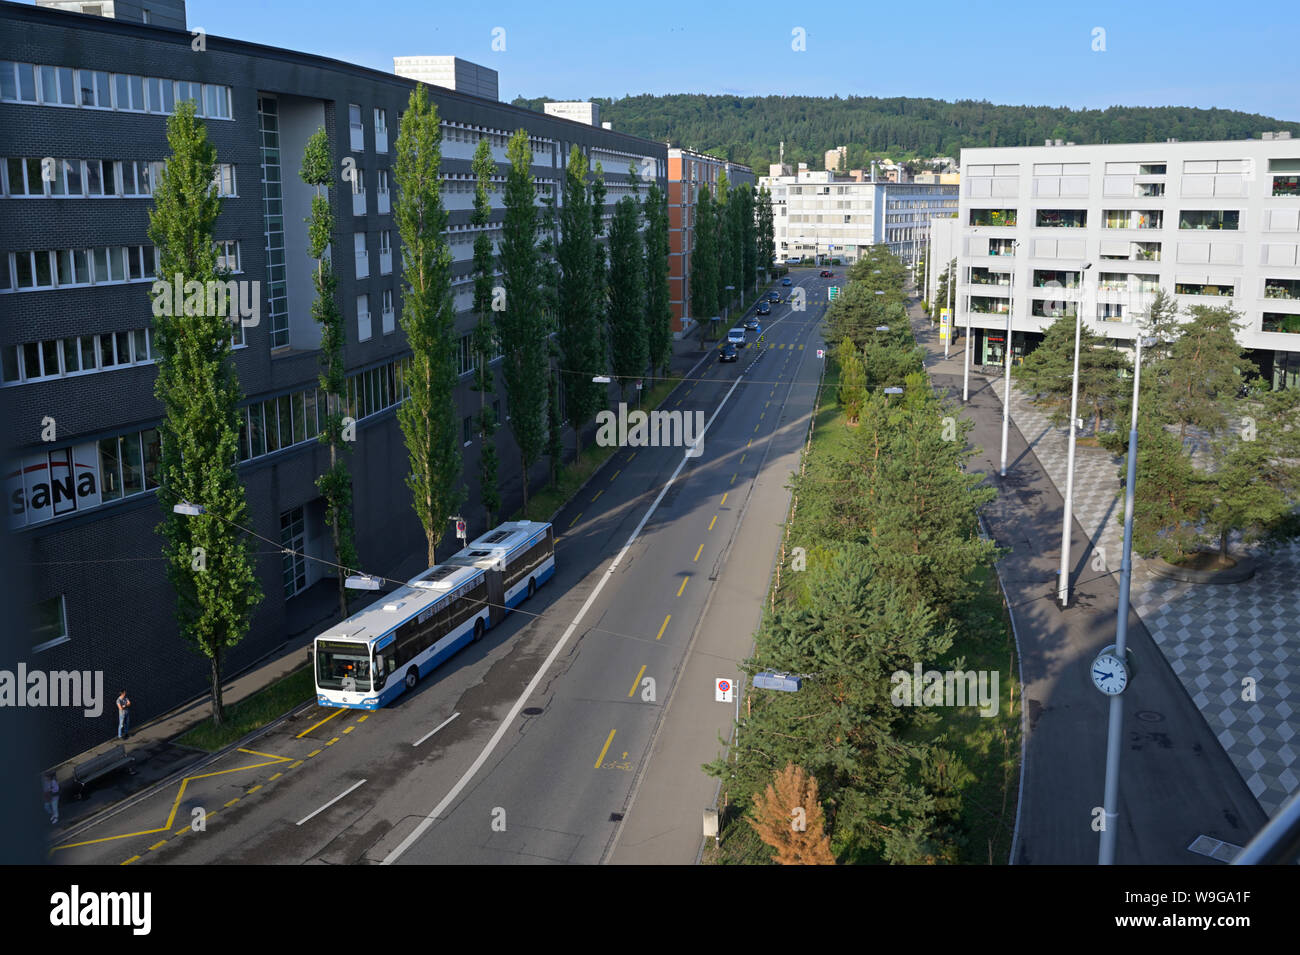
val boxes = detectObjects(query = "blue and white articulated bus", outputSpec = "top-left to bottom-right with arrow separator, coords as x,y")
314,562 -> 491,710
443,520 -> 556,624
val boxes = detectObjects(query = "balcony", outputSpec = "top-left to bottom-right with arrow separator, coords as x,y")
1103,210 -> 1162,230
375,128 -> 388,154
1097,303 -> 1127,323
1135,182 -> 1166,198
358,308 -> 372,341
1034,269 -> 1083,289
382,306 -> 395,335
377,189 -> 390,215
1273,176 -> 1300,197
350,123 -> 364,153
988,239 -> 1016,257
1036,209 -> 1087,228
1265,279 -> 1300,300
969,295 -> 1010,315
1263,312 -> 1300,334
971,209 -> 1017,228
355,252 -> 369,280
1101,242 -> 1161,263
1032,300 -> 1077,318
1179,210 -> 1240,231
970,267 -> 1011,286
352,189 -> 366,217
1175,282 -> 1234,297
379,250 -> 392,276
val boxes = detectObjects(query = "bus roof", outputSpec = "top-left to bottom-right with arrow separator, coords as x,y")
447,520 -> 551,568
314,562 -> 485,647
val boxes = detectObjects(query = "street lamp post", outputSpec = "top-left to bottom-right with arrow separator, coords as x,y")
1057,261 -> 1094,607
1099,331 -> 1152,865
998,241 -> 1021,476
944,254 -> 955,360
963,229 -> 977,402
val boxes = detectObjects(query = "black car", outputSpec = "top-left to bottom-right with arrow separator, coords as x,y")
766,290 -> 781,302
756,302 -> 771,315
719,342 -> 738,363
743,318 -> 759,331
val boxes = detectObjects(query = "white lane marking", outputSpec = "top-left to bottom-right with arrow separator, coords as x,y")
413,712 -> 461,747
382,370 -> 749,865
296,779 -> 367,827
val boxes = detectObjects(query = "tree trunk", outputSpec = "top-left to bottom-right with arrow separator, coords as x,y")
210,648 -> 224,727
1220,527 -> 1229,557
521,450 -> 530,512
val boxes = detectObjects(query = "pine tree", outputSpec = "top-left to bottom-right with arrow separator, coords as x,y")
394,84 -> 462,565
1153,304 -> 1245,441
498,129 -> 550,512
148,100 -> 261,727
470,137 -> 500,526
835,337 -> 866,425
748,764 -> 836,865
608,193 -> 647,401
643,181 -> 673,378
301,127 -> 358,619
1014,314 -> 1126,433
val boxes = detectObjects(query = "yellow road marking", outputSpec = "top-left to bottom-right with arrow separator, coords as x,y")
269,773 -> 283,781
591,489 -> 603,502
325,737 -> 340,746
708,515 -> 717,531
595,730 -> 617,769
307,749 -> 322,758
569,513 -> 582,528
296,707 -> 345,739
223,798 -> 240,808
121,855 -> 139,865
611,469 -> 621,481
694,544 -> 703,562
730,472 -> 737,485
52,749 -> 293,852
342,726 -> 355,734
676,576 -> 690,597
760,413 -> 765,420
289,760 -> 305,769
627,451 -> 637,462
655,614 -> 671,641
174,826 -> 189,835
747,439 -> 752,448
357,714 -> 369,722
800,344 -> 805,350
246,784 -> 263,794
720,492 -> 728,506
754,423 -> 760,432
628,665 -> 647,698
740,453 -> 746,464
148,840 -> 167,851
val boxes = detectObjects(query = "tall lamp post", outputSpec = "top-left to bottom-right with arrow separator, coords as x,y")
963,228 -> 979,402
1099,330 -> 1154,864
998,240 -> 1021,477
1057,261 -> 1094,607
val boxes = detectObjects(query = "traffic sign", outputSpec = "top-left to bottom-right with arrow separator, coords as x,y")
454,516 -> 467,540
828,286 -> 840,300
816,349 -> 825,359
715,678 -> 734,703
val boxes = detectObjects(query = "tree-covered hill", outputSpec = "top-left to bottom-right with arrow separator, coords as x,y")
511,94 -> 1300,172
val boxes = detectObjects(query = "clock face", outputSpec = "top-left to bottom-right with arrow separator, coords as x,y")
1091,654 -> 1128,696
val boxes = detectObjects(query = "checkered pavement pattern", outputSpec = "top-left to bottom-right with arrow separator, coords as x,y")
988,377 -> 1300,816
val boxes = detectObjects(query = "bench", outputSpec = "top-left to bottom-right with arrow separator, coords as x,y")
70,744 -> 136,799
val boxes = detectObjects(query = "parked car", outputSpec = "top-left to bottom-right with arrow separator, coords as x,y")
719,342 -> 738,363
756,301 -> 771,316
781,278 -> 793,287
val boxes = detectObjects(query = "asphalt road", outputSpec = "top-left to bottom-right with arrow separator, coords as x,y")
52,271 -> 830,866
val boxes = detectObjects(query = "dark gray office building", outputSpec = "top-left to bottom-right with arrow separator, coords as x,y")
0,0 -> 668,762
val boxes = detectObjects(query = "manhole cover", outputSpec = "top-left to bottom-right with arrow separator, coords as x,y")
522,707 -> 543,716
1135,710 -> 1164,723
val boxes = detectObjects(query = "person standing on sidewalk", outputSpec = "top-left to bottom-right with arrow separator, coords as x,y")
116,689 -> 131,740
42,772 -> 59,824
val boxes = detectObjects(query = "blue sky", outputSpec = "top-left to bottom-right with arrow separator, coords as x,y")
177,0 -> 1299,120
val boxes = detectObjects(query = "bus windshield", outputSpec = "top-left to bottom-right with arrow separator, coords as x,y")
316,640 -> 373,691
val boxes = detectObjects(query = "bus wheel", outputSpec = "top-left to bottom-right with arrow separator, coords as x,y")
527,577 -> 537,600
405,668 -> 419,690
472,618 -> 485,642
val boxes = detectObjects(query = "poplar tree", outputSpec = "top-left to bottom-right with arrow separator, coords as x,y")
393,84 -> 462,565
739,184 -> 757,294
558,147 -> 606,451
148,100 -> 261,726
498,129 -> 549,511
716,169 -> 733,314
691,185 -> 718,331
301,127 -> 358,619
470,137 -> 500,525
608,191 -> 647,402
643,180 -> 673,378
757,186 -> 775,278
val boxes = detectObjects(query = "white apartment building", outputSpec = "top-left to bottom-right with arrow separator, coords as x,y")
392,56 -> 499,101
544,101 -> 600,127
761,168 -> 957,266
926,213 -> 960,307
957,137 -> 1300,389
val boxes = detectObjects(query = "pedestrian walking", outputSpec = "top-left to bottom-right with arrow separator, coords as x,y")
116,689 -> 131,740
42,772 -> 59,824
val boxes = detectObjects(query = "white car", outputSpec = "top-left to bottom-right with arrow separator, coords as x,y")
727,327 -> 746,347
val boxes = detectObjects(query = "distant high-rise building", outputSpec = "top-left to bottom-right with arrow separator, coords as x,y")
392,55 -> 499,101
824,146 -> 847,173
36,0 -> 187,27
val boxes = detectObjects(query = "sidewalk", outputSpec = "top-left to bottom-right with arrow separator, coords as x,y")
44,330 -> 716,836
908,287 -> 1267,863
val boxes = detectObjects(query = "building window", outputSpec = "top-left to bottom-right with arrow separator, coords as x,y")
31,596 -> 69,652
382,288 -> 395,334
213,163 -> 237,196
281,507 -> 307,599
259,96 -> 288,349
1175,282 -> 1234,297
349,104 -> 364,152
357,293 -> 372,341
354,232 -> 369,279
970,208 -> 1016,227
1036,209 -> 1087,228
374,108 -> 388,153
